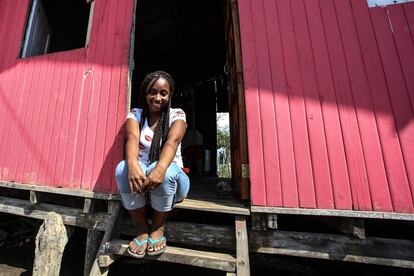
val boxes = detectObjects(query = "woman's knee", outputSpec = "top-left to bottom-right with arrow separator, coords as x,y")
175,172 -> 190,202
115,161 -> 128,182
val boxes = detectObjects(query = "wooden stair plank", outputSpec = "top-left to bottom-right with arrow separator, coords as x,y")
102,239 -> 237,272
175,198 -> 250,215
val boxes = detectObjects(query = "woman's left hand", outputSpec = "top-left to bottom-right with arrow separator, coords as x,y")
144,165 -> 167,191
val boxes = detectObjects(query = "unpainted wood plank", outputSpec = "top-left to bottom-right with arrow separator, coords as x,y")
85,1 -> 95,47
0,196 -> 111,231
0,181 -> 118,200
83,198 -> 95,214
104,240 -> 237,272
85,230 -> 104,276
122,220 -> 235,250
317,217 -> 365,239
30,191 -> 38,204
89,201 -> 120,276
251,213 -> 267,231
230,0 -> 250,200
98,254 -> 118,268
175,198 -> 250,215
250,206 -> 414,221
235,216 -> 250,276
267,214 -> 278,229
250,229 -> 414,269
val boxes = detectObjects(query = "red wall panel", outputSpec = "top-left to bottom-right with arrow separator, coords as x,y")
0,0 -> 134,193
239,0 -> 414,213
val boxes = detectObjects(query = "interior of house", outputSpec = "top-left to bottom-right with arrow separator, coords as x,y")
131,0 -> 238,202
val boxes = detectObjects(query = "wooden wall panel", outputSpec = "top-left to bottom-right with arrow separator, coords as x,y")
0,0 -> 134,193
239,0 -> 414,213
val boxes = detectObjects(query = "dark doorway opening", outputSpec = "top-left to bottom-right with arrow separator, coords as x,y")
131,0 -> 231,189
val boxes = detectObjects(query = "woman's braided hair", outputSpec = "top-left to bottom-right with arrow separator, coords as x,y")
138,71 -> 174,163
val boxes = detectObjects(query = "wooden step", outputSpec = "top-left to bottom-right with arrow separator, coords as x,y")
175,198 -> 250,215
101,239 -> 237,272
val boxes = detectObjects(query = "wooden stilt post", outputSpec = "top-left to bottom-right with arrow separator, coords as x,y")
83,198 -> 104,276
235,216 -> 250,276
33,212 -> 70,276
89,201 -> 121,276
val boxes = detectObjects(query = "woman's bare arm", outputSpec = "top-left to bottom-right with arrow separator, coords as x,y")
125,118 -> 147,193
145,120 -> 186,189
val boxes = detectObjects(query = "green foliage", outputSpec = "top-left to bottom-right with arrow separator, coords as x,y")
217,128 -> 231,178
217,128 -> 230,149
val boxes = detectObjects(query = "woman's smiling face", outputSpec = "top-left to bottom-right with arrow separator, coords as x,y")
146,78 -> 171,114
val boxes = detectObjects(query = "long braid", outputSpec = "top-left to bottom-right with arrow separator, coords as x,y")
138,71 -> 174,163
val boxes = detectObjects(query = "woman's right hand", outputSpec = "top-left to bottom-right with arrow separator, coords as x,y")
127,161 -> 147,193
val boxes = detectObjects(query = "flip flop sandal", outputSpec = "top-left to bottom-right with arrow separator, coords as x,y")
146,236 -> 167,256
126,238 -> 148,258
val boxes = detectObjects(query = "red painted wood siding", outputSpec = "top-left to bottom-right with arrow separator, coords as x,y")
0,0 -> 134,193
239,0 -> 414,213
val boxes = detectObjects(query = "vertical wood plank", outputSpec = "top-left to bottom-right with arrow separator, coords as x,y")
260,0 -> 288,207
388,4 -> 414,201
53,51 -> 81,186
235,216 -> 250,276
404,3 -> 414,39
102,0 -> 132,193
263,0 -> 297,207
63,50 -> 86,189
21,57 -> 49,184
32,55 -> 59,184
351,0 -> 410,213
2,61 -> 30,180
29,54 -> 54,184
45,52 -> 71,187
277,0 -> 315,208
304,0 -> 352,210
335,0 -> 393,212
250,0 -> 281,207
7,59 -> 35,181
370,6 -> 414,212
319,0 -> 372,211
14,56 -> 43,183
291,0 -> 334,209
238,0 -> 267,205
39,55 -> 64,186
92,0 -> 121,192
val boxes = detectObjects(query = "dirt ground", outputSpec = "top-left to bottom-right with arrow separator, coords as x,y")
0,214 -> 413,276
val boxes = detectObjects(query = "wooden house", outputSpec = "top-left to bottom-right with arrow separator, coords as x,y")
0,0 -> 413,275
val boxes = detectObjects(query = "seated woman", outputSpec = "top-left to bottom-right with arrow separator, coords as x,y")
115,71 -> 189,257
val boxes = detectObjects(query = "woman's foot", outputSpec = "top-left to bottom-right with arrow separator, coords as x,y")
127,226 -> 149,257
147,226 -> 166,255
